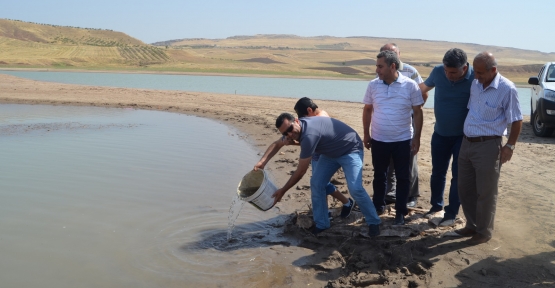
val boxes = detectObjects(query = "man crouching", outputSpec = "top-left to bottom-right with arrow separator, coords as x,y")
272,113 -> 381,237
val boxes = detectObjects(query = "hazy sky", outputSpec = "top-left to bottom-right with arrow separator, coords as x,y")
2,0 -> 553,53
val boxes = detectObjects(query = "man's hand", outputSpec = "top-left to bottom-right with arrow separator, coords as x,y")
500,146 -> 513,164
272,188 -> 287,205
364,134 -> 372,150
411,138 -> 420,155
253,161 -> 265,171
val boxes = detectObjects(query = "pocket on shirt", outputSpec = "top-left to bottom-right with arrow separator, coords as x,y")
480,101 -> 501,121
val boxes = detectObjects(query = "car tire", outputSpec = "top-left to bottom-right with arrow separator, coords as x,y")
532,108 -> 555,137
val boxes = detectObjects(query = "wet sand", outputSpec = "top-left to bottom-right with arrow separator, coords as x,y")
1,73 -> 554,287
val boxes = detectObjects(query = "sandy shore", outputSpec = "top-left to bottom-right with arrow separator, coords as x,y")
1,73 -> 554,287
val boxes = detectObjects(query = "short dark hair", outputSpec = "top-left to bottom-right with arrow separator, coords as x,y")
275,112 -> 295,129
443,48 -> 467,68
294,97 -> 318,118
377,50 -> 400,70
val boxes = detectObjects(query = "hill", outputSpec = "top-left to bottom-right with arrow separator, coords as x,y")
0,19 -> 169,68
154,34 -> 555,83
1,19 -> 554,83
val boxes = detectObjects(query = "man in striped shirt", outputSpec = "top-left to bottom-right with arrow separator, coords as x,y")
362,50 -> 424,225
380,43 -> 428,209
456,52 -> 523,245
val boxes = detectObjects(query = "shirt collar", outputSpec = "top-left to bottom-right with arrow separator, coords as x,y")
482,72 -> 501,90
464,64 -> 473,80
490,72 -> 501,89
381,72 -> 403,85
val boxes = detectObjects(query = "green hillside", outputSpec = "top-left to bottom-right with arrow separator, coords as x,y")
0,19 -> 169,67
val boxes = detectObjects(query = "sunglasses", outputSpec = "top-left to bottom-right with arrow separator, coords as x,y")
282,123 -> 294,136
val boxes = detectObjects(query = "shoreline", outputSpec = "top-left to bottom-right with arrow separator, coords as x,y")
1,73 -> 553,287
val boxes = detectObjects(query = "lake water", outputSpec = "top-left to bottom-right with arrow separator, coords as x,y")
0,104 -> 314,288
0,70 -> 533,114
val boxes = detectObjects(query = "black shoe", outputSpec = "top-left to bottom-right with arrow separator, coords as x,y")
340,198 -> 355,218
407,197 -> 418,208
310,226 -> 327,236
368,224 -> 380,237
394,213 -> 405,225
376,206 -> 385,215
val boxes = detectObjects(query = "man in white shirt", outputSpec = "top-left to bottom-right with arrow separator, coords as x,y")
362,50 -> 424,225
379,43 -> 428,208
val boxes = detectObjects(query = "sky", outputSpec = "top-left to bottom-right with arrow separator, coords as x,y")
1,0 -> 554,53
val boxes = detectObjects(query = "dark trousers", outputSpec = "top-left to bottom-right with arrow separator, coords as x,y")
371,139 -> 411,216
386,118 -> 419,198
430,132 -> 463,218
386,152 -> 419,197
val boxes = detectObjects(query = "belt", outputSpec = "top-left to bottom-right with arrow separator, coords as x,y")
464,135 -> 501,142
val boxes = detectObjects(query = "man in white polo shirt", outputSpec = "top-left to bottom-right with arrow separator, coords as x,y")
379,43 -> 428,208
362,50 -> 424,225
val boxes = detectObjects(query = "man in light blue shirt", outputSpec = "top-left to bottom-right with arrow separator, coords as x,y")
457,52 -> 523,245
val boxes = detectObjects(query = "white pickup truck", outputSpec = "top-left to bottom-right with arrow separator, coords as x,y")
528,62 -> 555,137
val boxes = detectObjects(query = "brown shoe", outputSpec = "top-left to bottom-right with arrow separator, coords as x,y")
454,227 -> 477,237
467,234 -> 491,245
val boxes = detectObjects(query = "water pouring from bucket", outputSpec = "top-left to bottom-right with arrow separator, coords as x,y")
227,170 -> 277,241
237,169 -> 277,211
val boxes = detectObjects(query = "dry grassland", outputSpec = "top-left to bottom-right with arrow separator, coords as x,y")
1,19 -> 554,83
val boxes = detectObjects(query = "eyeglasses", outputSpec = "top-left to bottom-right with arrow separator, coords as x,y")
282,123 -> 294,136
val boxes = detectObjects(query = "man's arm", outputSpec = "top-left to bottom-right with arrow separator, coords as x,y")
500,120 -> 523,164
413,74 -> 429,103
271,157 -> 311,204
421,90 -> 429,104
254,137 -> 293,170
362,104 -> 373,150
418,83 -> 433,104
411,105 -> 424,155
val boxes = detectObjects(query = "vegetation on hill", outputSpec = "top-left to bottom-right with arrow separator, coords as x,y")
0,18 -> 168,67
1,19 -> 553,83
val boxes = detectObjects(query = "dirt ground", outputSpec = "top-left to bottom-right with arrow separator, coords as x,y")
1,73 -> 554,287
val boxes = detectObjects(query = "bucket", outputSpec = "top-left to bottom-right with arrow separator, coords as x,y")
237,170 -> 277,211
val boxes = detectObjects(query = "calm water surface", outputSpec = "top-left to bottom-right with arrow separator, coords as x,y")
0,104 -> 310,288
0,70 -> 533,114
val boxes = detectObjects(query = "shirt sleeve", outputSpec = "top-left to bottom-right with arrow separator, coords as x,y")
362,82 -> 374,105
410,82 -> 425,106
505,86 -> 524,122
299,134 -> 318,159
411,71 -> 424,84
424,66 -> 438,88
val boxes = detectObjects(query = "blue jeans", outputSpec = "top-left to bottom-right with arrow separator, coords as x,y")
430,132 -> 463,219
310,150 -> 381,229
311,154 -> 337,196
371,139 -> 411,216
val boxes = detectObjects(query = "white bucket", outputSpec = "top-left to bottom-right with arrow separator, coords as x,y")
237,170 -> 277,211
